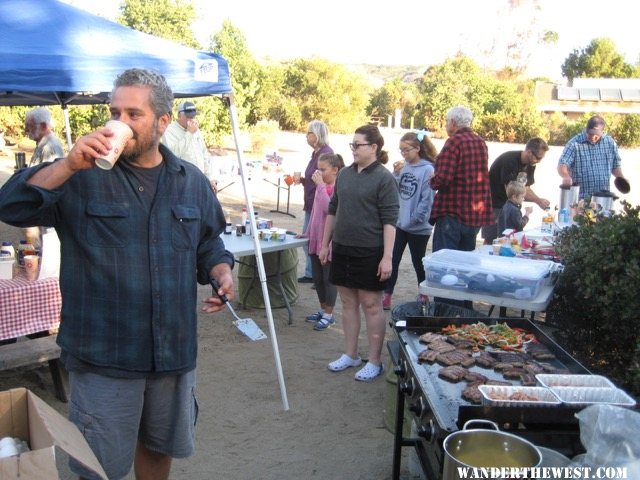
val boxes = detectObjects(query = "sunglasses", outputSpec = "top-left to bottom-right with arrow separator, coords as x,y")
349,143 -> 372,150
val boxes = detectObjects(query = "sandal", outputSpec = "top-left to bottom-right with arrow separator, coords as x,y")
305,311 -> 323,323
327,354 -> 362,372
313,316 -> 335,331
354,362 -> 384,382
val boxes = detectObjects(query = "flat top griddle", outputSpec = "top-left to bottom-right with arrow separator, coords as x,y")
396,315 -> 590,433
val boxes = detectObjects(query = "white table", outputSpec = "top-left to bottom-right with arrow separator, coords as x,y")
223,234 -> 308,324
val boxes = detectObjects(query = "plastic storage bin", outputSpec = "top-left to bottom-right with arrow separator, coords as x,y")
423,249 -> 557,300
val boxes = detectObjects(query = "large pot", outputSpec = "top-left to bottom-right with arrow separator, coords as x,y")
559,184 -> 580,211
591,190 -> 618,213
443,420 -> 541,480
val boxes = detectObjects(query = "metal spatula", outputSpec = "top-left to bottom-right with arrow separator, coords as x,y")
210,279 -> 267,341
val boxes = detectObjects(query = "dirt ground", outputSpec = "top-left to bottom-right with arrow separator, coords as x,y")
1,130 -> 639,480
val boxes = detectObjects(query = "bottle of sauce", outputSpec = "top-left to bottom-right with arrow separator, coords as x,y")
541,208 -> 554,234
17,239 -> 36,267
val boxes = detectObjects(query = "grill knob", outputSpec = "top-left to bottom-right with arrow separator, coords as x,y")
408,396 -> 427,418
393,363 -> 406,378
417,420 -> 435,442
399,377 -> 415,396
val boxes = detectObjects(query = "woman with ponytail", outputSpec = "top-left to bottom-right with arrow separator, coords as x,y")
319,125 -> 398,382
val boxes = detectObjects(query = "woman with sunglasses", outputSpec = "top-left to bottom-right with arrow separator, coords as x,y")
319,125 -> 398,382
382,131 -> 437,311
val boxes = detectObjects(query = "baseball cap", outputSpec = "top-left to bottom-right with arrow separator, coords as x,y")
586,116 -> 605,134
178,101 -> 197,118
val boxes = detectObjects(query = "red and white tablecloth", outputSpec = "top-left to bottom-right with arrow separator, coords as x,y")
0,274 -> 61,341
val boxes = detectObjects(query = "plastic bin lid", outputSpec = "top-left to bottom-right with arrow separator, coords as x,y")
424,249 -> 555,281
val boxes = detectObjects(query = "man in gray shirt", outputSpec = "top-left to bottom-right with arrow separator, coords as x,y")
25,107 -> 65,166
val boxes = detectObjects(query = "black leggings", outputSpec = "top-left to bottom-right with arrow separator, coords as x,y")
386,228 -> 430,295
310,254 -> 337,307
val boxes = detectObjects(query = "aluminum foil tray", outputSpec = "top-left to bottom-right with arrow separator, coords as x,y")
550,387 -> 636,407
536,374 -> 615,389
479,385 -> 561,408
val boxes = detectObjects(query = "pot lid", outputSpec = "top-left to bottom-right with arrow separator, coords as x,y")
592,190 -> 617,198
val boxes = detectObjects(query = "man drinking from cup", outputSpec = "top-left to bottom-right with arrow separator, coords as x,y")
0,68 -> 234,480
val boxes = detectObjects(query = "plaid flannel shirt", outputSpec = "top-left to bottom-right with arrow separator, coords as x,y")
429,127 -> 492,227
558,131 -> 621,200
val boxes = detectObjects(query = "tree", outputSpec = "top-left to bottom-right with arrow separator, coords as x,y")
561,38 -> 634,82
277,58 -> 370,133
368,79 -> 419,128
415,55 -> 483,131
415,55 -> 547,143
209,21 -> 272,127
118,0 -> 200,48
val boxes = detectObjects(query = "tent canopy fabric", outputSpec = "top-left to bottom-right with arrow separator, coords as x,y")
0,0 -> 231,107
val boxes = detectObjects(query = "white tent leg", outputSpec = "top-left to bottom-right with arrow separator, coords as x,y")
62,105 -> 72,149
227,98 -> 290,411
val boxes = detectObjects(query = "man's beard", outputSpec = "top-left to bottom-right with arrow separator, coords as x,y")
120,118 -> 160,163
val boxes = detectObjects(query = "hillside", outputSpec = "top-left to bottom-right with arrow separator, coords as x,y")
344,63 -> 427,87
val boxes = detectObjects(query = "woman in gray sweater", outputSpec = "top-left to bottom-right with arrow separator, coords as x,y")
319,125 -> 399,382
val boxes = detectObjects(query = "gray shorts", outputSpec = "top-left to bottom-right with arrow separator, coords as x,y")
67,369 -> 198,480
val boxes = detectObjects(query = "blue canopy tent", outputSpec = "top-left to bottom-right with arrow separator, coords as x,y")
0,0 -> 290,410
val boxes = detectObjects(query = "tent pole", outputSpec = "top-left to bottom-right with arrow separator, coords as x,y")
62,104 -> 72,149
226,95 -> 290,411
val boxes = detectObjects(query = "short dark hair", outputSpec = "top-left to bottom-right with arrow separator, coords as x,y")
111,68 -> 173,118
525,137 -> 549,156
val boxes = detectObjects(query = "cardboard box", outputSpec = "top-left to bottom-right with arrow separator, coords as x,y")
0,388 -> 107,479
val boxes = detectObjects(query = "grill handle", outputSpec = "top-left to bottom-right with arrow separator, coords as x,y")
462,419 -> 499,431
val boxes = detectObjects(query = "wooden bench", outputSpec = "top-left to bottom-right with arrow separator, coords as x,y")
0,334 -> 67,402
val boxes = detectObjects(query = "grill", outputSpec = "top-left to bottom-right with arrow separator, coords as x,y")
389,302 -> 589,480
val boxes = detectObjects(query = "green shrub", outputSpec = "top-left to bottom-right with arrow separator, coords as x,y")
547,202 -> 640,396
609,114 -> 640,148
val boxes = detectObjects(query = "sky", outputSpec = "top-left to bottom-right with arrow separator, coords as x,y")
64,0 -> 638,82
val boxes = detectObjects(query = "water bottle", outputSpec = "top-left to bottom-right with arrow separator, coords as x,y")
560,208 -> 569,223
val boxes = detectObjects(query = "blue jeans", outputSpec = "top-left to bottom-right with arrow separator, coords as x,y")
432,215 -> 480,252
432,215 -> 480,310
302,210 -> 312,278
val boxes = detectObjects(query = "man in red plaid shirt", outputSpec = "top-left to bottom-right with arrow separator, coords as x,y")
429,106 -> 492,253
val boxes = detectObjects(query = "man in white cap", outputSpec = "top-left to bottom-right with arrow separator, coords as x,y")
162,101 -> 217,191
558,115 -> 627,200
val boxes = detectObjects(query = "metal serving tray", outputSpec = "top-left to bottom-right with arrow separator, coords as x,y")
479,385 -> 561,408
550,387 -> 637,408
536,374 -> 615,390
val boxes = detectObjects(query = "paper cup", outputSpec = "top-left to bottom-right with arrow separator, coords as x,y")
95,120 -> 133,170
24,254 -> 39,281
